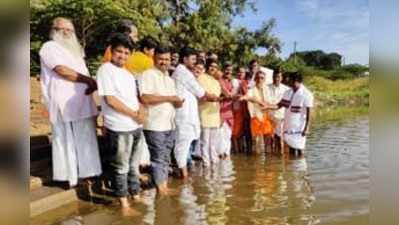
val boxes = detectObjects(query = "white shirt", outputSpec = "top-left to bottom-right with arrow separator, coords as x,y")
39,41 -> 98,123
140,67 -> 177,131
172,64 -> 205,135
281,84 -> 314,133
97,62 -> 141,132
266,83 -> 290,120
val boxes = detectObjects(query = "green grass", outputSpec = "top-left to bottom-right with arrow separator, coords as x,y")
306,76 -> 369,108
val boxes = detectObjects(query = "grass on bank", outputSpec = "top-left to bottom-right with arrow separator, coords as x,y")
306,76 -> 369,107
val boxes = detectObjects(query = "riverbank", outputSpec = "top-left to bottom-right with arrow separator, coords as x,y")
29,76 -> 369,136
307,76 -> 369,108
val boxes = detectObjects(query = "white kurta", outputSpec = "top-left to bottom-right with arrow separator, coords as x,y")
172,64 -> 205,168
266,83 -> 290,136
39,41 -> 101,186
281,84 -> 314,150
39,41 -> 98,123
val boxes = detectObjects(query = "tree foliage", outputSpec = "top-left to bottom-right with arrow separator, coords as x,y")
30,0 -> 281,74
289,50 -> 342,70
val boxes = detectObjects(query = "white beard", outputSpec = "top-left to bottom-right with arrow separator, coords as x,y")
50,30 -> 85,59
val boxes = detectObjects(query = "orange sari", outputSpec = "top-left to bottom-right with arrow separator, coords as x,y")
232,79 -> 249,138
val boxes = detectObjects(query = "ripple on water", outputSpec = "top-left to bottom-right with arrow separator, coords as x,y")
32,117 -> 369,225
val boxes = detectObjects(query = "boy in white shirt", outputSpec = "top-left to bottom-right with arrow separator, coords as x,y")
97,33 -> 145,216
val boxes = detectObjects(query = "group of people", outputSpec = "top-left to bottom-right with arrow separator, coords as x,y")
38,17 -> 314,215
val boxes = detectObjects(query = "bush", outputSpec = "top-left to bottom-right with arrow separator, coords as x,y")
328,70 -> 353,80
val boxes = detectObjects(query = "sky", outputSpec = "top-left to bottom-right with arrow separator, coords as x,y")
232,0 -> 369,65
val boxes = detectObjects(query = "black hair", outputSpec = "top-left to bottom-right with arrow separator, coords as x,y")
196,59 -> 205,66
109,33 -> 134,51
139,36 -> 158,52
290,71 -> 303,83
115,19 -> 135,34
249,59 -> 257,66
273,68 -> 283,77
205,58 -> 218,70
256,70 -> 265,76
179,47 -> 197,63
245,71 -> 252,80
224,61 -> 233,69
155,45 -> 171,55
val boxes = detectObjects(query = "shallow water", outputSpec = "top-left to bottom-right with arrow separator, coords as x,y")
32,110 -> 369,225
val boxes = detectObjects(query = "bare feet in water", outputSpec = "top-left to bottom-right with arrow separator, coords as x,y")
120,197 -> 141,217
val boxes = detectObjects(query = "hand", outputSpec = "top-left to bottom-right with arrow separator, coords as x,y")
239,95 -> 248,101
257,101 -> 267,108
205,93 -> 218,102
85,78 -> 97,95
170,96 -> 184,108
302,129 -> 309,137
132,110 -> 146,124
232,94 -> 242,101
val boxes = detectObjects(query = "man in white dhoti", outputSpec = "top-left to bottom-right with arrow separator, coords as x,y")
172,47 -> 217,178
277,72 -> 314,155
266,70 -> 290,153
39,17 -> 101,187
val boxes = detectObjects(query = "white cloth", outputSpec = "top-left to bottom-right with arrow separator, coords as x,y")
172,64 -> 205,138
140,68 -> 177,131
260,66 -> 273,85
247,66 -> 273,89
231,78 -> 240,95
172,64 -> 205,168
174,124 -> 197,168
282,84 -> 314,150
247,86 -> 268,120
201,128 -> 220,167
219,122 -> 232,156
266,83 -> 290,136
39,41 -> 98,124
266,83 -> 290,120
51,116 -> 102,186
131,132 -> 151,175
96,62 -> 141,132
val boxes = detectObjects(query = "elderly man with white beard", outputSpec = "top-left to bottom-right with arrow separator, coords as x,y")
39,17 -> 102,188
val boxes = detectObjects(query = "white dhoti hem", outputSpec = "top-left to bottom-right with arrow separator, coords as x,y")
51,117 -> 102,186
174,124 -> 197,168
201,127 -> 220,167
284,130 -> 306,150
132,132 -> 151,175
219,122 -> 232,156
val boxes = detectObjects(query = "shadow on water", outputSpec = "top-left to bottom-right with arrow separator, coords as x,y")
31,107 -> 369,225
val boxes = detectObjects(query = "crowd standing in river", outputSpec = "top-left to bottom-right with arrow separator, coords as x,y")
38,17 -> 314,215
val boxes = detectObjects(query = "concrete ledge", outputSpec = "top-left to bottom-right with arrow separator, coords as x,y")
30,186 -> 78,217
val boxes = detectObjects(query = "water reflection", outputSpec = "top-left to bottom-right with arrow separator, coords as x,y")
32,115 -> 369,225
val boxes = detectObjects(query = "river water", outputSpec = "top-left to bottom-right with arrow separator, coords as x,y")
32,108 -> 369,225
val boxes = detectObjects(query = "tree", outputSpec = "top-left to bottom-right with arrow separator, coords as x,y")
30,0 -> 281,74
320,53 -> 341,70
288,50 -> 342,70
340,64 -> 369,76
